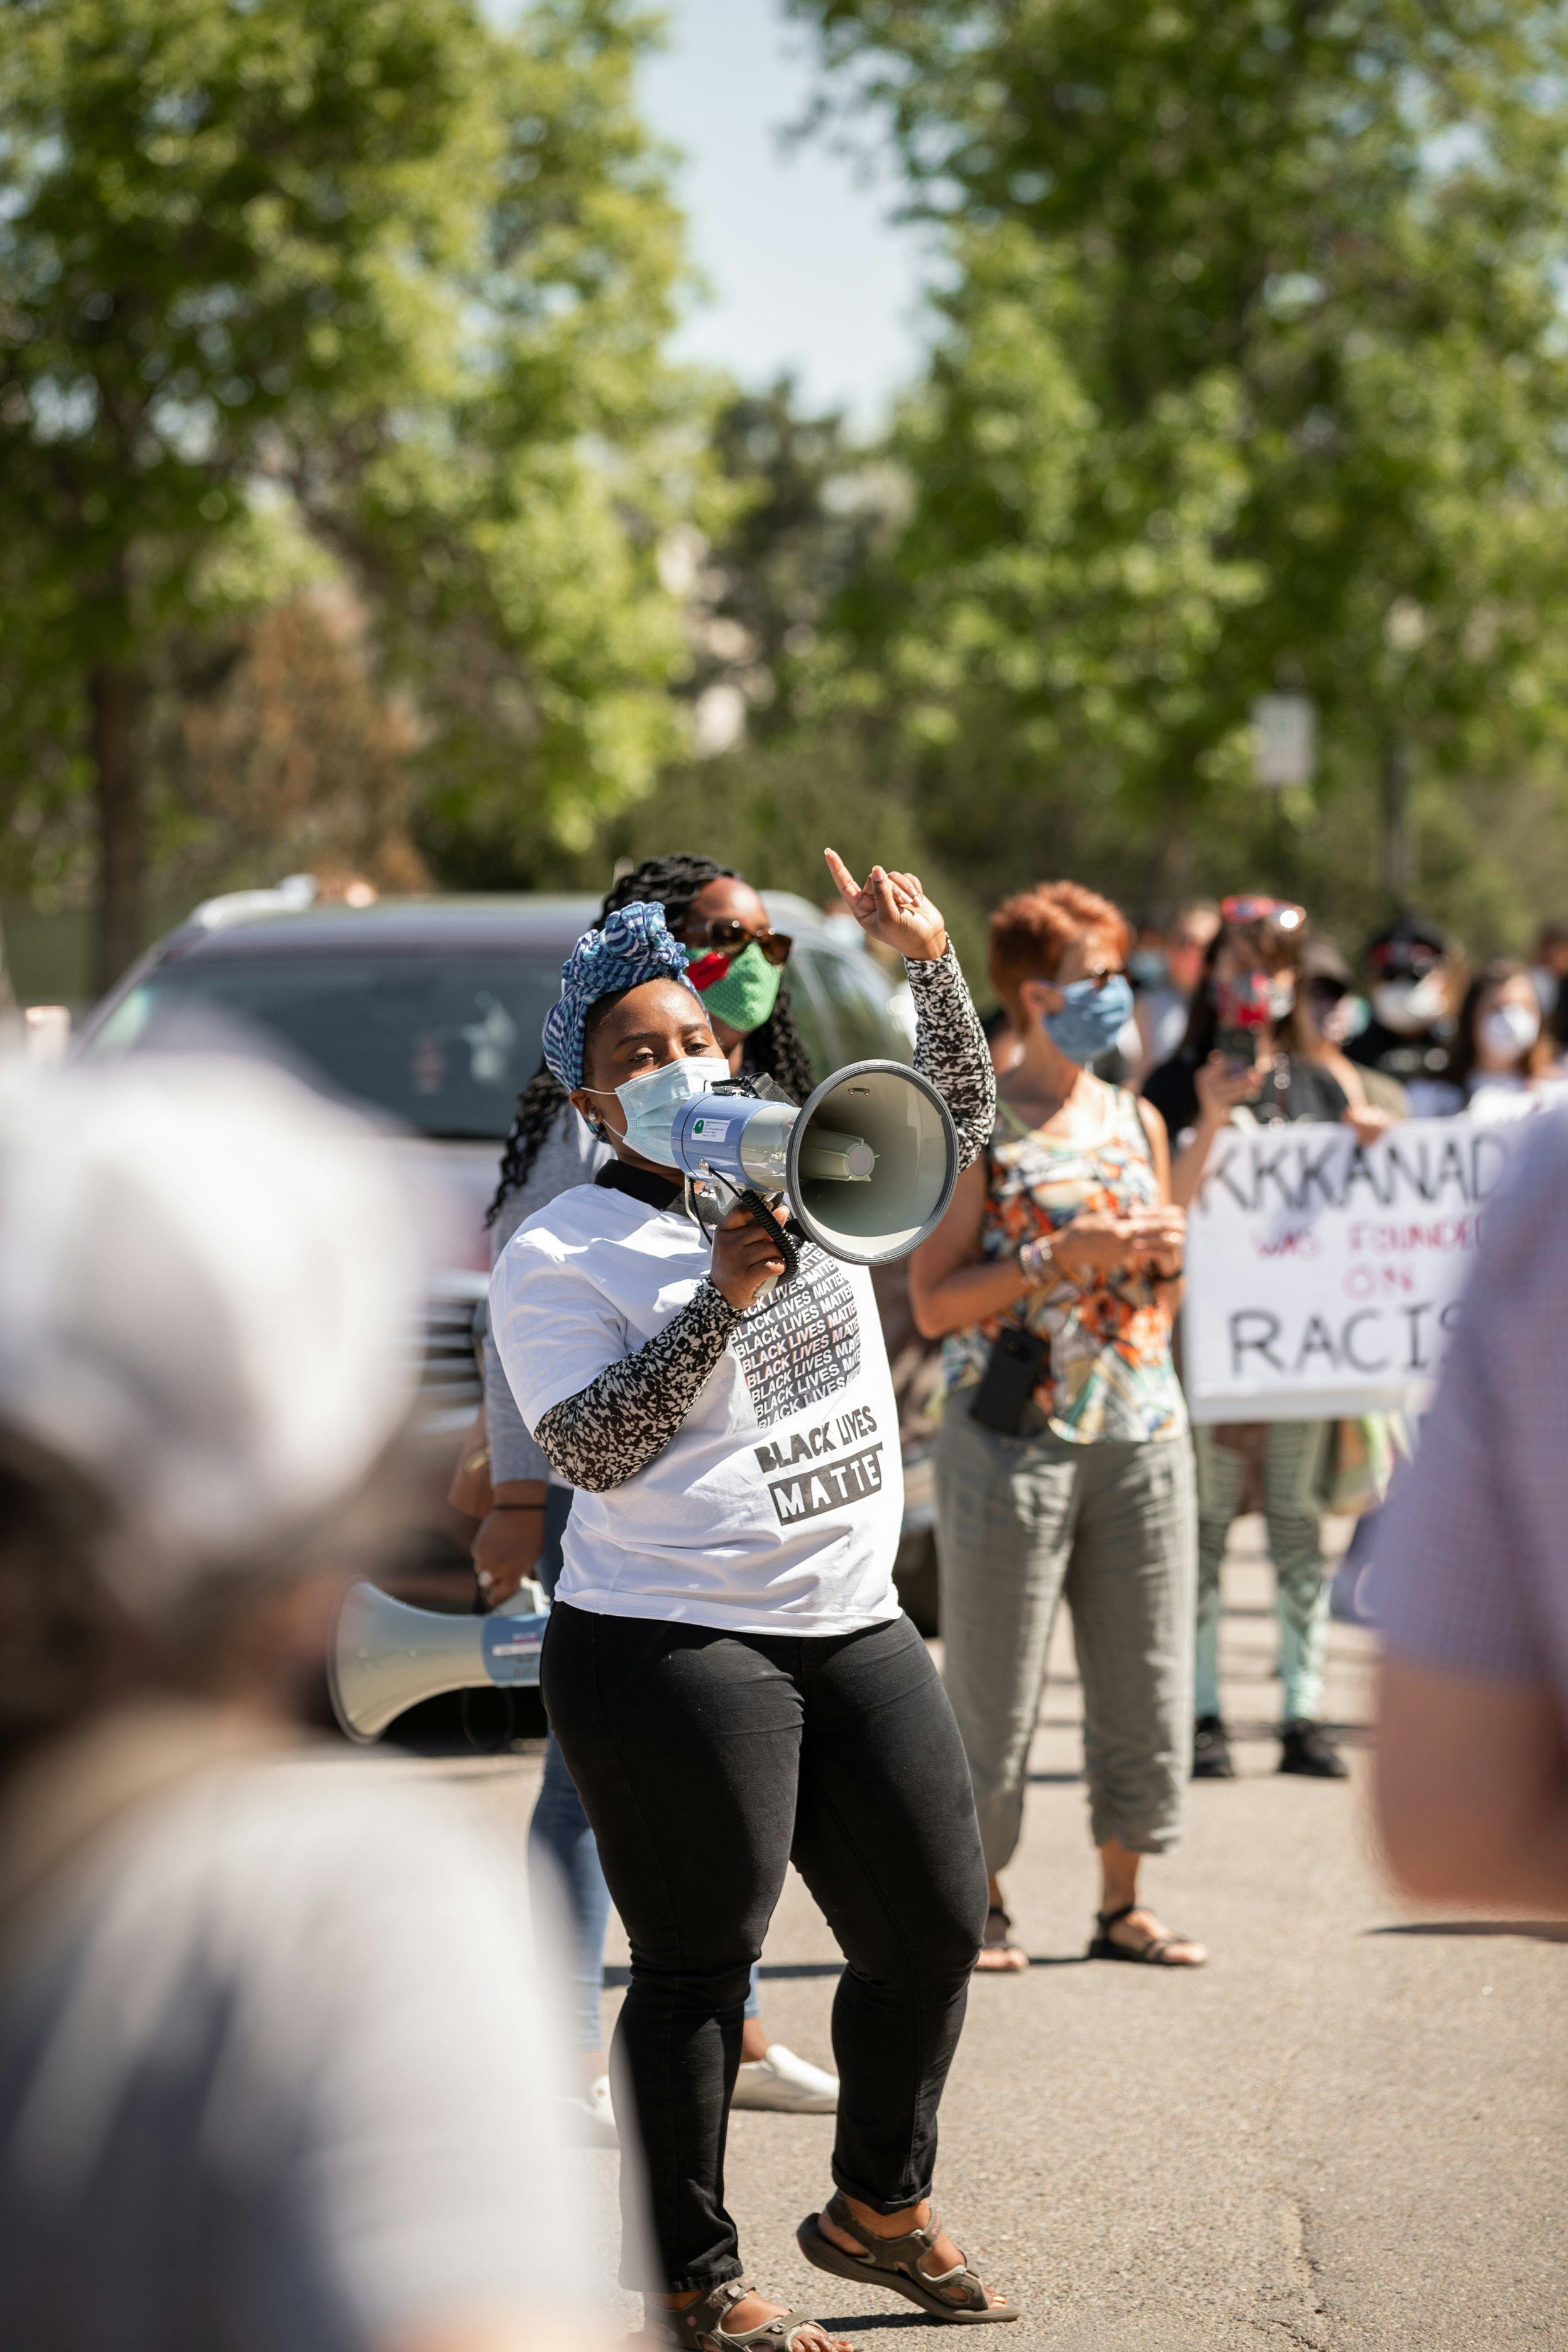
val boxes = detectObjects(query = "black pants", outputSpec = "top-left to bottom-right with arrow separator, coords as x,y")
542,1602 -> 988,2291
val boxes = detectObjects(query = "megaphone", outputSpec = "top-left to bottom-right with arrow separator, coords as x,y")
329,1579 -> 551,1743
669,1059 -> 958,1271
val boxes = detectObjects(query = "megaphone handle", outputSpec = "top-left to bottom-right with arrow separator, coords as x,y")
735,1187 -> 800,1288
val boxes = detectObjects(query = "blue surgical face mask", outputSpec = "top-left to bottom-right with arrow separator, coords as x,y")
600,1054 -> 731,1166
1043,973 -> 1135,1064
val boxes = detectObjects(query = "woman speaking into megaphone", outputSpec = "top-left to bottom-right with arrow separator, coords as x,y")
490,852 -> 1017,2350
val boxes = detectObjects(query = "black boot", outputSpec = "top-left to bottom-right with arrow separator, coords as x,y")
1193,1714 -> 1235,1779
1279,1719 -> 1349,1779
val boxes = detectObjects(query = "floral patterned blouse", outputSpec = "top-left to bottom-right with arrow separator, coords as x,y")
939,1085 -> 1188,1447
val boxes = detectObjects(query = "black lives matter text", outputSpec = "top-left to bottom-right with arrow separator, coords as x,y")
730,1246 -> 861,1428
765,1442 -> 885,1528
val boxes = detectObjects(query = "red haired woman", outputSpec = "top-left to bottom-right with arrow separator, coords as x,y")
911,881 -> 1204,1974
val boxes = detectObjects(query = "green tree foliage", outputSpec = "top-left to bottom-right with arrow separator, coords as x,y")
0,0 -> 702,983
788,0 -> 1568,944
588,378 -> 982,944
679,379 -> 901,744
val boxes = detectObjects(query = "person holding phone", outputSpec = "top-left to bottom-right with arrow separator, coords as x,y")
1144,897 -> 1349,1189
910,881 -> 1203,1975
490,854 -> 1015,2352
1144,897 -> 1384,1784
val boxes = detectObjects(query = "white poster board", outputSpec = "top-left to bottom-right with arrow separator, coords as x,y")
1183,1118 -> 1521,1423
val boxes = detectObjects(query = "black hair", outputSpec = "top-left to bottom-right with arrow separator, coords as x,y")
1445,958 -> 1555,1090
0,1437 -> 126,1780
487,853 -> 816,1221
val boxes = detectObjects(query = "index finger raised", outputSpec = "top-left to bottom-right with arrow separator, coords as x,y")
824,847 -> 863,905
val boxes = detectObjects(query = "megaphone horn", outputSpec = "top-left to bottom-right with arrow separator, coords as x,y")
329,1580 -> 551,1744
669,1060 -> 958,1269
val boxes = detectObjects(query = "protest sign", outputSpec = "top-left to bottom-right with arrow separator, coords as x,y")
1182,1117 -> 1522,1423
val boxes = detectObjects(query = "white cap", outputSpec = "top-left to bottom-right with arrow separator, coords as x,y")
0,1056 -> 423,1616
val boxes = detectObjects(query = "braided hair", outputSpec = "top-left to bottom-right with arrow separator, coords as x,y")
486,854 -> 817,1223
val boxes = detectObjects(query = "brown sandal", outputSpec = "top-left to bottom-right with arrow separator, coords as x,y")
797,2193 -> 1019,2324
653,2279 -> 836,2352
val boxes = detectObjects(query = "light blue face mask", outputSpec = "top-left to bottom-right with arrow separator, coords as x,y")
595,1054 -> 731,1167
1043,974 -> 1135,1065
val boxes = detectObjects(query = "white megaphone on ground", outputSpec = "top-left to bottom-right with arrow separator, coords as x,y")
669,1059 -> 958,1281
329,1579 -> 551,1743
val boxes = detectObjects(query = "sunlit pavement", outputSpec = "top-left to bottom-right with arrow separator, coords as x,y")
350,1515 -> 1566,2349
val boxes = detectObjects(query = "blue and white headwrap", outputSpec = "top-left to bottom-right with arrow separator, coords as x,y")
542,901 -> 698,1090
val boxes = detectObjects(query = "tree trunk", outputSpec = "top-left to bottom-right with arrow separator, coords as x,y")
91,660 -> 146,994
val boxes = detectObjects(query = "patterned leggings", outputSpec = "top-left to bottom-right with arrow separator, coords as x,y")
1193,1419 -> 1332,1723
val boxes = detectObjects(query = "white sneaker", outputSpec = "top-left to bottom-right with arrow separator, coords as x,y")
731,2043 -> 839,2114
566,2071 -> 619,2147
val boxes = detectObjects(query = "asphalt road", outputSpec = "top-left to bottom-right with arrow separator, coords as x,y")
376,1515 -> 1567,2349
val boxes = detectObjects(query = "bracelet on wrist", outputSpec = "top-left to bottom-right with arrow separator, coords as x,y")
1019,1234 -> 1056,1286
491,1501 -> 547,1512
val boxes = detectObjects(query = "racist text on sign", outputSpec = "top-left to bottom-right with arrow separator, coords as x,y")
1183,1118 -> 1524,1423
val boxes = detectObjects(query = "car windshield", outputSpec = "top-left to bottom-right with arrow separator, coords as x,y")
86,952 -> 559,1140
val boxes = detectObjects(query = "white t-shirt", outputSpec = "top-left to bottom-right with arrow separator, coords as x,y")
0,1737 -> 599,2352
1416,1073 -> 1568,1124
491,1183 -> 905,1636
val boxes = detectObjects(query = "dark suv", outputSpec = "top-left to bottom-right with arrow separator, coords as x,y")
77,888 -> 941,1623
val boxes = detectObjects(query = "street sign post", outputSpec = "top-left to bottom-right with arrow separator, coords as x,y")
1251,693 -> 1317,789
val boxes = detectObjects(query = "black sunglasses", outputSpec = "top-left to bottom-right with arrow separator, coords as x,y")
682,919 -> 793,967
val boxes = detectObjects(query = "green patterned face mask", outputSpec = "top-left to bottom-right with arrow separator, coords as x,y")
696,938 -> 783,1034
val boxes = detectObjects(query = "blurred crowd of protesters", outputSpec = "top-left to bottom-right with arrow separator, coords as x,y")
0,1057 -> 609,2352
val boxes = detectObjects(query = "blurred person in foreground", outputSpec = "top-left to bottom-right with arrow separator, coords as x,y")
912,881 -> 1204,1974
0,1056 -> 605,2352
1419,957 -> 1565,1125
1146,897 -> 1389,1783
1375,1105 -> 1568,1912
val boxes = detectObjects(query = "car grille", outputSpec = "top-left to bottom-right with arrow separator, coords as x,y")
415,1276 -> 487,1433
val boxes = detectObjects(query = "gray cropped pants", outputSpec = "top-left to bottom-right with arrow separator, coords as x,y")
934,1397 -> 1197,1872
1193,1418 -> 1332,1725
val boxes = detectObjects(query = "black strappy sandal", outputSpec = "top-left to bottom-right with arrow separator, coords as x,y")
1088,1901 -> 1206,1967
654,2279 -> 836,2352
797,2193 -> 1019,2324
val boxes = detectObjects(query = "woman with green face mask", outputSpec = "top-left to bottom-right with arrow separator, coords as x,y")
676,871 -> 797,1052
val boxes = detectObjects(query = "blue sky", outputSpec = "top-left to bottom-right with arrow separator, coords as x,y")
638,0 -> 932,427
